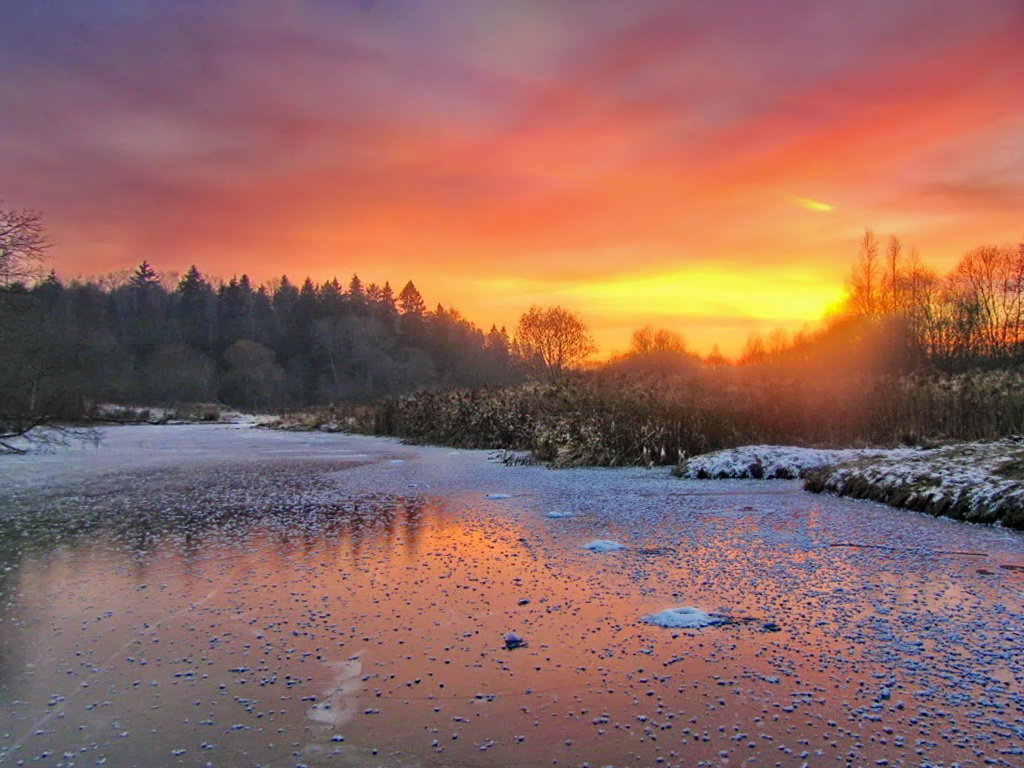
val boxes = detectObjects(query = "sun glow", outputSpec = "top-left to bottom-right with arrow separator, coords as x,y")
545,266 -> 846,355
561,267 -> 844,321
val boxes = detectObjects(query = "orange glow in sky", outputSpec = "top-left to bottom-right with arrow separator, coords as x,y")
1,1 -> 1022,356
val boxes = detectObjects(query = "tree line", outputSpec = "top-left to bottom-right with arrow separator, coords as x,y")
359,230 -> 1024,464
1,204 -> 607,435
3,199 -> 1023,445
737,230 -> 1024,374
1,261 -> 530,419
846,229 -> 1024,369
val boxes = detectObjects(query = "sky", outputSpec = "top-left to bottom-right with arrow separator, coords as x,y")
2,0 -> 1022,355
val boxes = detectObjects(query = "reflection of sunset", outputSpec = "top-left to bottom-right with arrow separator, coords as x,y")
4,437 -> 1024,768
1,1 -> 1021,353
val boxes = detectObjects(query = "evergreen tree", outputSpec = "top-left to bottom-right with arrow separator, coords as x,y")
379,281 -> 398,318
398,281 -> 425,316
34,270 -> 63,309
216,276 -> 257,349
129,260 -> 160,288
319,278 -> 344,317
119,260 -> 167,361
175,265 -> 215,351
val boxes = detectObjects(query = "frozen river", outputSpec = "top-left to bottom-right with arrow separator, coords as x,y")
1,425 -> 1023,768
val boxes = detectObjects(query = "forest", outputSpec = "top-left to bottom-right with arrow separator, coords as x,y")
2,202 -> 1023,458
0,243 -> 524,422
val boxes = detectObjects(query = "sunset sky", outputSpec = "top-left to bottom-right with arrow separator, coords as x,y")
2,0 -> 1022,355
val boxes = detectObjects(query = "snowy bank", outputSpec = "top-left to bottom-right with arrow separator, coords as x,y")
90,403 -> 273,426
804,438 -> 1024,529
674,444 -> 910,480
675,440 -> 1024,528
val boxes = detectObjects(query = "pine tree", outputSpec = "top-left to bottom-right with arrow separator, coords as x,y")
175,265 -> 214,350
120,260 -> 167,360
380,282 -> 397,315
178,265 -> 204,293
129,260 -> 160,288
398,281 -> 425,316
319,278 -> 344,316
34,270 -> 63,308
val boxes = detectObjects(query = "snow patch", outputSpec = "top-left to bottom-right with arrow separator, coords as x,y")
583,539 -> 624,552
642,606 -> 726,629
678,444 -> 915,480
805,438 -> 1024,526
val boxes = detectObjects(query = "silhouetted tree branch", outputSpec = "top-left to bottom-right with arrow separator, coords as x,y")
0,204 -> 48,288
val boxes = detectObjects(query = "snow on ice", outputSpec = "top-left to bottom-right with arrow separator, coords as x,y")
641,606 -> 727,629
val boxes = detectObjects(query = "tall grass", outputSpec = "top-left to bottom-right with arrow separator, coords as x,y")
295,368 -> 1024,467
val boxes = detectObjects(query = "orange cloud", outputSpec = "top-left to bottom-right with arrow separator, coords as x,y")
2,1 -> 1022,355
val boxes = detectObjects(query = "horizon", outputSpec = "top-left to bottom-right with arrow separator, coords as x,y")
3,0 -> 1022,356
47,257 -> 848,359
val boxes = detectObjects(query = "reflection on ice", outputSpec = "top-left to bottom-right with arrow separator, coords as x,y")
0,425 -> 1023,768
308,654 -> 364,726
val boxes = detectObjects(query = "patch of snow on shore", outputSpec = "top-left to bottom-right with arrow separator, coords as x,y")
807,438 -> 1024,526
678,445 -> 914,480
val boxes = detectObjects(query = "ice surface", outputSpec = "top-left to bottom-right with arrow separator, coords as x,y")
2,425 -> 1024,768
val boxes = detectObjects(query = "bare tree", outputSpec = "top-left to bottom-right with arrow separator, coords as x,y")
630,325 -> 688,356
515,305 -> 596,378
845,228 -> 881,317
621,325 -> 697,374
0,205 -> 48,287
885,236 -> 903,316
946,244 -> 1024,361
738,332 -> 767,364
0,420 -> 98,455
897,249 -> 941,362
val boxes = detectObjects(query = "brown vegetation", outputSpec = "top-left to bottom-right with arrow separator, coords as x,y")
299,367 -> 1024,467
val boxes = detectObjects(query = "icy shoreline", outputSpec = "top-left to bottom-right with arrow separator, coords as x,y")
677,441 -> 1024,529
15,419 -> 1024,529
674,444 -> 916,480
804,439 -> 1024,529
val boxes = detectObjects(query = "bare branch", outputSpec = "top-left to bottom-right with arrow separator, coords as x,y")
0,203 -> 49,287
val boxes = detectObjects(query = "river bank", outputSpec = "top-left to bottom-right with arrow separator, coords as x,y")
272,401 -> 1024,530
676,441 -> 1024,529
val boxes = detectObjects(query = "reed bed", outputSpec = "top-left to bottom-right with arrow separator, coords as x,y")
275,368 -> 1024,468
